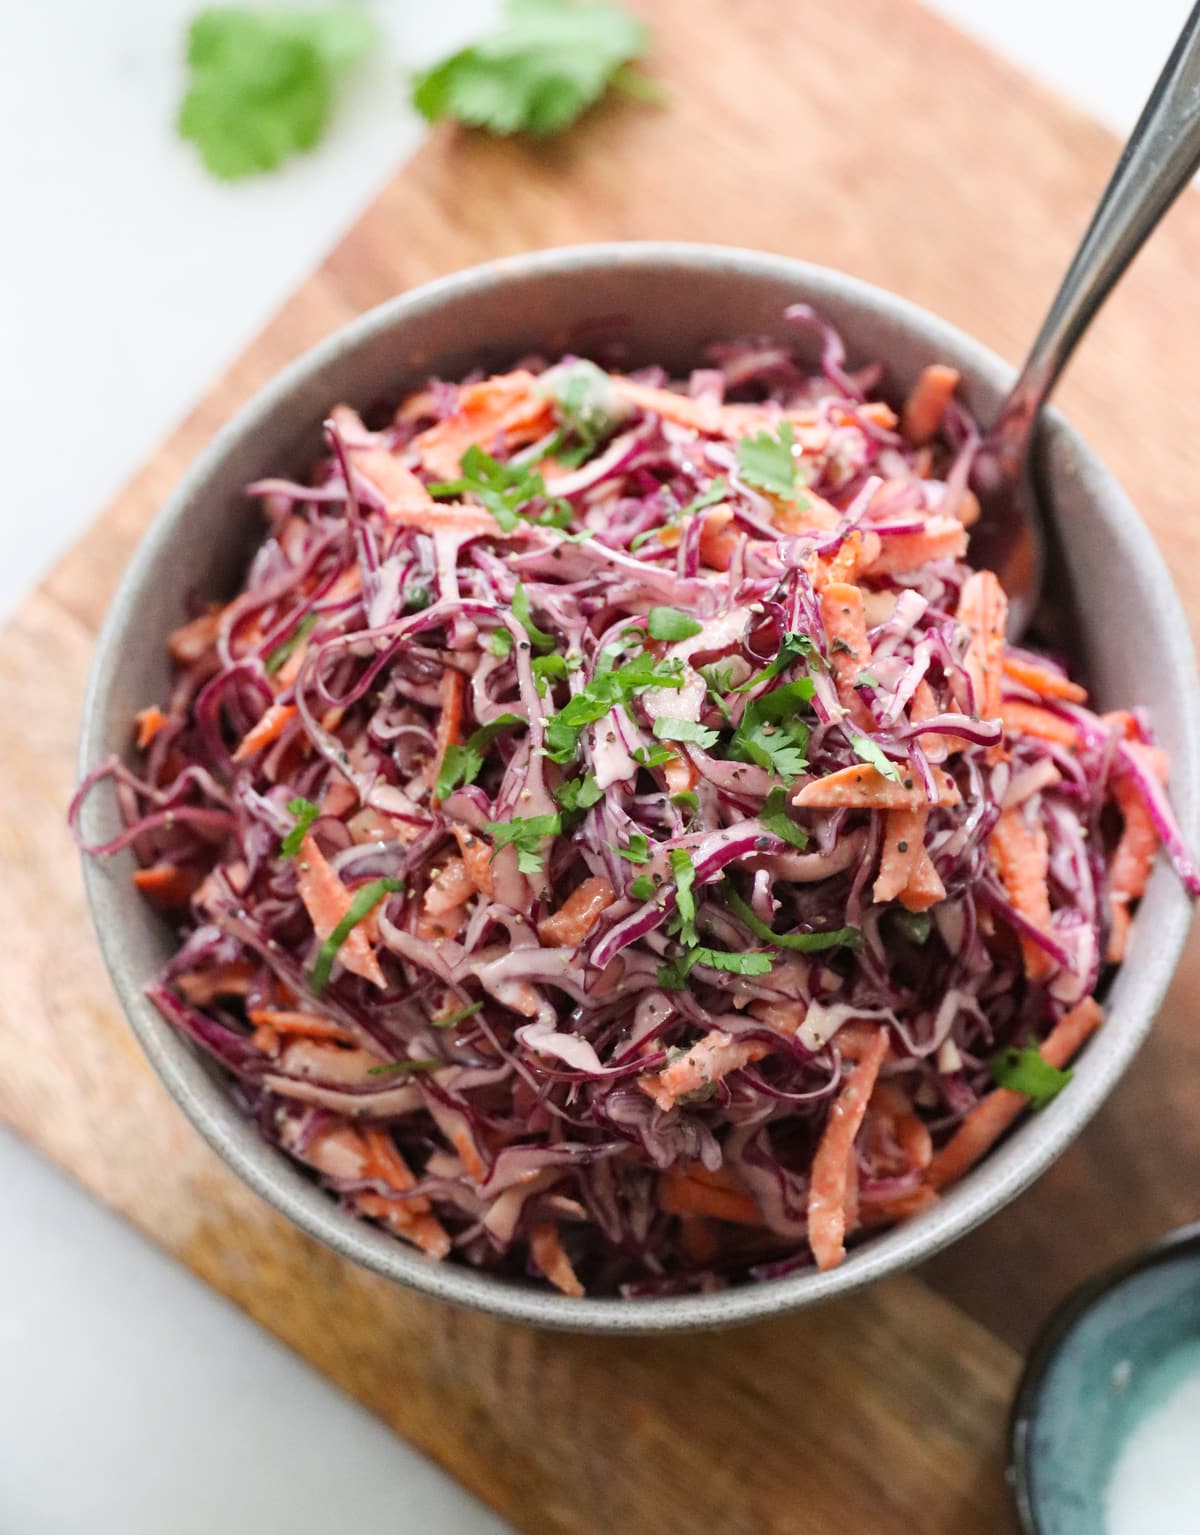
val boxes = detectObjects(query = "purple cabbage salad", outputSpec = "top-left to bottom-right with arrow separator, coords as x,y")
72,308 -> 1199,1297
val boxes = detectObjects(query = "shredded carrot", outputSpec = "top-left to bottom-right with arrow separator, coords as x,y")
417,904 -> 468,941
865,518 -> 967,576
247,1007 -> 356,1045
873,807 -> 928,904
639,1030 -> 770,1112
808,1026 -> 889,1270
678,1216 -> 719,1264
662,748 -> 700,796
698,505 -> 740,570
362,1127 -> 430,1211
793,761 -> 961,812
820,581 -> 873,723
320,778 -> 358,818
1000,700 -> 1080,749
898,845 -> 947,912
354,1193 -> 452,1258
901,364 -> 960,446
660,1166 -> 762,1226
530,1223 -> 585,1298
452,824 -> 495,897
1002,653 -> 1087,704
175,960 -> 255,1005
608,376 -> 723,433
988,806 -> 1055,980
868,1081 -> 933,1173
233,702 -> 297,762
537,876 -> 616,947
815,529 -> 882,586
168,608 -> 222,665
957,569 -> 1007,726
425,857 -> 475,917
427,668 -> 466,801
135,706 -> 170,749
295,832 -> 387,988
132,863 -> 198,908
1107,770 -> 1160,960
860,1186 -> 939,1226
928,998 -> 1103,1190
410,370 -> 555,480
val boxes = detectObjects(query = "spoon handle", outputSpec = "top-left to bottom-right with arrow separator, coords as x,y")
990,1 -> 1200,459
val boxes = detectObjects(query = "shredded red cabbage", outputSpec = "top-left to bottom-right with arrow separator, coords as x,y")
73,319 -> 1198,1297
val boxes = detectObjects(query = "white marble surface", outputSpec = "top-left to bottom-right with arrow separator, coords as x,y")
0,1 -> 1191,1530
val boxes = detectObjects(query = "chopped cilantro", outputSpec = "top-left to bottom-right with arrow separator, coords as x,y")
367,1058 -> 443,1076
989,1044 -> 1073,1107
615,832 -> 652,863
554,772 -> 603,814
434,713 -> 523,801
629,874 -> 657,901
264,613 -> 317,675
652,717 -> 720,749
432,1001 -> 484,1029
280,796 -> 320,858
430,443 -> 568,533
483,812 -> 562,875
725,886 -> 861,953
849,734 -> 903,782
632,743 -> 675,768
310,877 -> 403,993
668,847 -> 698,945
736,420 -> 798,499
732,630 -> 816,694
542,653 -> 683,764
893,910 -> 933,945
728,679 -> 815,781
759,785 -> 809,850
488,628 -> 514,658
657,945 -> 774,989
647,606 -> 703,642
511,581 -> 555,652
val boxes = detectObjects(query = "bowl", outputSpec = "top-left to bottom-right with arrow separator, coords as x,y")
78,242 -> 1200,1332
1009,1222 -> 1200,1533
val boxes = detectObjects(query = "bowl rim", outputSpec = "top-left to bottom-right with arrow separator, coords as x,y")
1007,1219 -> 1200,1533
79,240 -> 1200,1332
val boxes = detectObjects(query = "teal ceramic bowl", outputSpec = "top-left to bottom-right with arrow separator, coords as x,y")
1010,1223 -> 1200,1533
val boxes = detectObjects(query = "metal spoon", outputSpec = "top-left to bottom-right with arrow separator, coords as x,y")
971,2 -> 1200,638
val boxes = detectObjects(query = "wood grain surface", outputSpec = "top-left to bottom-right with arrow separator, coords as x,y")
4,0 -> 1200,1528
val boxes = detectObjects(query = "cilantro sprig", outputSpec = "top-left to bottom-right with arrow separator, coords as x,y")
435,714 -> 524,801
647,607 -> 703,643
431,444 -> 569,534
543,651 -> 683,764
849,734 -> 903,782
657,946 -> 774,989
653,718 -> 720,749
728,679 -> 815,781
725,887 -> 860,954
179,7 -> 377,180
412,0 -> 655,139
758,785 -> 809,850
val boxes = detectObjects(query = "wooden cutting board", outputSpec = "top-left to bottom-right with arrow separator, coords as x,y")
5,1 -> 1200,1528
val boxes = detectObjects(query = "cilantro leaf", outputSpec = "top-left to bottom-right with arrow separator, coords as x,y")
542,653 -> 683,764
849,734 -> 902,782
647,607 -> 703,643
310,877 -> 402,993
554,772 -> 603,815
632,743 -> 675,768
411,0 -> 652,139
759,785 -> 809,850
430,443 -> 568,533
732,631 -> 816,694
435,713 -> 523,801
264,613 -> 317,675
539,359 -> 626,462
484,812 -> 561,875
736,420 -> 798,499
989,1044 -> 1073,1107
728,679 -> 815,781
511,581 -> 555,652
629,874 -> 657,901
893,910 -> 933,945
615,832 -> 652,863
680,477 -> 730,518
669,847 -> 698,945
652,717 -> 720,749
488,628 -> 514,659
280,796 -> 320,858
855,670 -> 880,689
725,887 -> 861,954
657,945 -> 774,989
179,7 -> 376,181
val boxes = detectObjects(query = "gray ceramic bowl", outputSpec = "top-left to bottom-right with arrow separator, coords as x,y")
78,243 -> 1199,1332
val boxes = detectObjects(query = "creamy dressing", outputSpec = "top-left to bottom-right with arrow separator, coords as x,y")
1106,1343 -> 1200,1535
